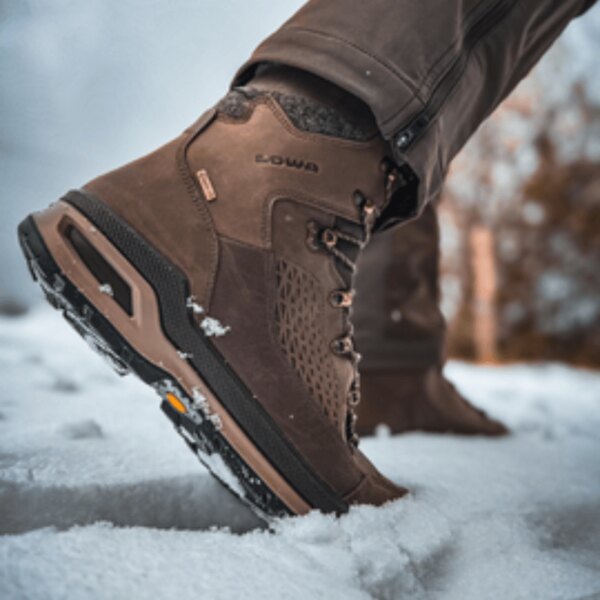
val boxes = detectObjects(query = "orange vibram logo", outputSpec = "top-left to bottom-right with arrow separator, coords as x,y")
165,392 -> 187,414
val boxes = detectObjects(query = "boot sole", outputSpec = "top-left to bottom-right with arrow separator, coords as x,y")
17,190 -> 348,520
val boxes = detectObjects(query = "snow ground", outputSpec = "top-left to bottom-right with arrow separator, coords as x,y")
0,308 -> 599,600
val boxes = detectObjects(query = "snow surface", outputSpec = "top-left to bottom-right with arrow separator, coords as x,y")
1,308 -> 599,600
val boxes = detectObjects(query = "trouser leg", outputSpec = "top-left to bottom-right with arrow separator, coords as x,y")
353,203 -> 508,436
354,203 -> 445,369
234,0 -> 594,223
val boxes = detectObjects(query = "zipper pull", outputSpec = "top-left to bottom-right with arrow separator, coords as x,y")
395,114 -> 431,151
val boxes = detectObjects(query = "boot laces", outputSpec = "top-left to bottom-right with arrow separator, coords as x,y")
306,160 -> 399,447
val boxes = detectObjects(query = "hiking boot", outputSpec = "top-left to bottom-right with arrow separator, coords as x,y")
17,73 -> 408,519
356,366 -> 508,435
354,204 -> 507,436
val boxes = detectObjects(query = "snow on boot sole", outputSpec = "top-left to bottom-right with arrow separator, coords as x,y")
17,190 -> 349,520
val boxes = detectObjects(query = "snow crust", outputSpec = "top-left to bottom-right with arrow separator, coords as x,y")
1,308 -> 599,599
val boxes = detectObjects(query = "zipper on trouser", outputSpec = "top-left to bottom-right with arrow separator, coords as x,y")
394,0 -> 520,152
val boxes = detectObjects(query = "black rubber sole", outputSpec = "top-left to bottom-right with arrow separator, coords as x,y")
17,190 -> 348,519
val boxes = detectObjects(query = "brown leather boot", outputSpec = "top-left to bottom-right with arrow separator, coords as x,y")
17,76 -> 407,518
354,204 -> 507,436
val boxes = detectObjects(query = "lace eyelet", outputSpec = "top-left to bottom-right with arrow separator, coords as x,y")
348,389 -> 361,408
331,336 -> 353,356
329,290 -> 354,308
321,228 -> 338,248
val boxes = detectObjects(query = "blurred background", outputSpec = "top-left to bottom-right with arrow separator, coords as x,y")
440,6 -> 600,366
1,0 -> 599,366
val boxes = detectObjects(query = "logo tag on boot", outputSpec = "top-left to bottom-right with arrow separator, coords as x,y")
196,169 -> 217,202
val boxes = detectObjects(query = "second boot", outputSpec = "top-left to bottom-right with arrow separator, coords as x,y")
354,204 -> 507,436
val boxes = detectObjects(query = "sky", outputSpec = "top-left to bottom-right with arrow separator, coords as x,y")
1,0 -> 598,303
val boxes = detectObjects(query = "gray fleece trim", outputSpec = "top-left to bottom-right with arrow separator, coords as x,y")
216,88 -> 262,120
216,88 -> 372,142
